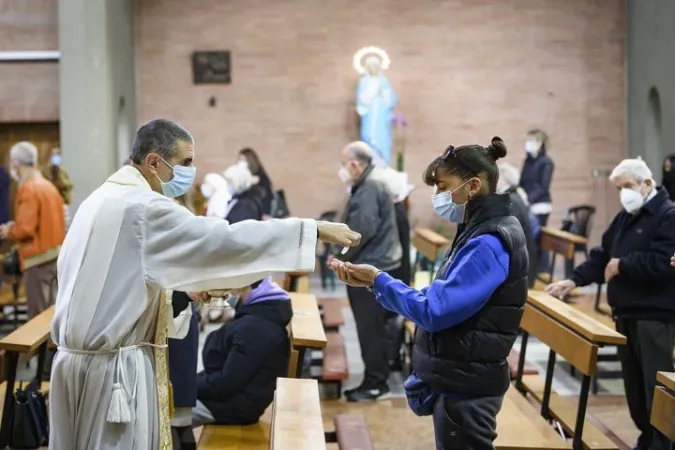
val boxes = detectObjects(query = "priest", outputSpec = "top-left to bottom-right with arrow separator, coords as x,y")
49,119 -> 360,450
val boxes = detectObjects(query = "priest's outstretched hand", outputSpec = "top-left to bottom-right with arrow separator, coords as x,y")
317,221 -> 361,248
328,259 -> 379,288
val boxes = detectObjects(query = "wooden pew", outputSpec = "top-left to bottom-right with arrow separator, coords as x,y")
0,305 -> 53,448
514,291 -> 626,450
328,414 -> 374,450
270,378 -> 326,450
288,293 -> 327,378
651,371 -> 675,443
411,228 -> 450,277
494,387 -> 568,450
199,378 -> 327,450
283,271 -> 311,293
535,227 -> 586,288
318,298 -> 344,331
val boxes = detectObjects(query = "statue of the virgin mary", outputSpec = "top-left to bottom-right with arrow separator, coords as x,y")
354,47 -> 397,166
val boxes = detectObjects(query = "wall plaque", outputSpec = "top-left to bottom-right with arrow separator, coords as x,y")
191,51 -> 231,84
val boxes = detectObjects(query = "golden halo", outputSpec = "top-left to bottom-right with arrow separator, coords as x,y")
353,46 -> 390,74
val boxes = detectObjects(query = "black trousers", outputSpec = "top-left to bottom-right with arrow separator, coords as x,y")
347,285 -> 391,387
616,319 -> 675,450
433,395 -> 503,450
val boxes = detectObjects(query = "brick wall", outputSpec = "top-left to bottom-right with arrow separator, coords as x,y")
0,0 -> 59,122
135,0 -> 624,245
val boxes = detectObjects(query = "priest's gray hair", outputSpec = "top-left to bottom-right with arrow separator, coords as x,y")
609,157 -> 653,183
130,119 -> 194,165
9,141 -> 38,167
344,141 -> 373,166
223,163 -> 253,195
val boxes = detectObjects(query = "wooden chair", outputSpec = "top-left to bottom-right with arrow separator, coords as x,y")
411,228 -> 450,278
651,372 -> 675,444
514,291 -> 627,450
0,306 -> 53,447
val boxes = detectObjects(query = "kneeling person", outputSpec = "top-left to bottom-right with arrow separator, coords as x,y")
193,277 -> 292,426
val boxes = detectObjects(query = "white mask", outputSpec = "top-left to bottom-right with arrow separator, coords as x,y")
9,165 -> 19,182
620,186 -> 645,214
338,166 -> 352,184
525,141 -> 539,156
200,184 -> 214,199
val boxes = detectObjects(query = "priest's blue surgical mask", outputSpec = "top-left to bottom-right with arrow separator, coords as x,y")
50,154 -> 62,166
431,179 -> 471,223
156,157 -> 196,198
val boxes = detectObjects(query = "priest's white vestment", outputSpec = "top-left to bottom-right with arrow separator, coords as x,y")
49,166 -> 317,450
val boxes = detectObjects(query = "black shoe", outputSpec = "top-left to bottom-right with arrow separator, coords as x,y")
345,384 -> 391,402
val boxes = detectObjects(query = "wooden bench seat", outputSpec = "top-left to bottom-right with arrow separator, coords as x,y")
520,374 -> 617,450
495,387 -> 568,449
199,378 -> 326,450
283,272 -> 311,294
513,291 -> 626,450
332,414 -> 373,450
318,332 -> 348,398
288,293 -> 327,378
318,298 -> 344,329
651,372 -> 675,443
0,306 -> 54,447
199,421 -> 269,449
536,227 -> 587,291
271,378 -> 326,450
507,349 -> 538,379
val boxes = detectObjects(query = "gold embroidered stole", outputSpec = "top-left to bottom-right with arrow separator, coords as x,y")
154,291 -> 173,450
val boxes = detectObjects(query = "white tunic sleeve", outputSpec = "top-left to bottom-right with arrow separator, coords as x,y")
142,196 -> 317,292
165,290 -> 192,339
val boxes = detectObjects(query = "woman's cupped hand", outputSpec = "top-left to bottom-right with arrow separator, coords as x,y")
328,259 -> 380,288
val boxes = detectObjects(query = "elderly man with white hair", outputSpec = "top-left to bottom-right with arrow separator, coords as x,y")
548,157 -> 675,450
0,141 -> 64,319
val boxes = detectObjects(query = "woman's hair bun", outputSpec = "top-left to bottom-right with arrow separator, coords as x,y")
487,136 -> 507,161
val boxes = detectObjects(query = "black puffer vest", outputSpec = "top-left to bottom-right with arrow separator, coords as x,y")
413,193 -> 528,397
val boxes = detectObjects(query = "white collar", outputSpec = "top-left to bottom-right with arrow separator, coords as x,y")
106,165 -> 152,190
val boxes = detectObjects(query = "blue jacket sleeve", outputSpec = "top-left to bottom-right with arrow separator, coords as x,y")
372,234 -> 510,333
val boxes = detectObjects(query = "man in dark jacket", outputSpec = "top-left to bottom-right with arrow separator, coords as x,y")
548,158 -> 675,450
336,141 -> 402,401
193,278 -> 292,426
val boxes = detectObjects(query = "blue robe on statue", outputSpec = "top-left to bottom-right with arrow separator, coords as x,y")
356,73 -> 397,166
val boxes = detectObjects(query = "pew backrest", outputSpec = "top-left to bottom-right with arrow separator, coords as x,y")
271,378 -> 326,450
0,305 -> 54,354
527,291 -> 625,345
411,228 -> 450,262
522,291 -> 626,376
289,293 -> 327,349
539,227 -> 587,260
